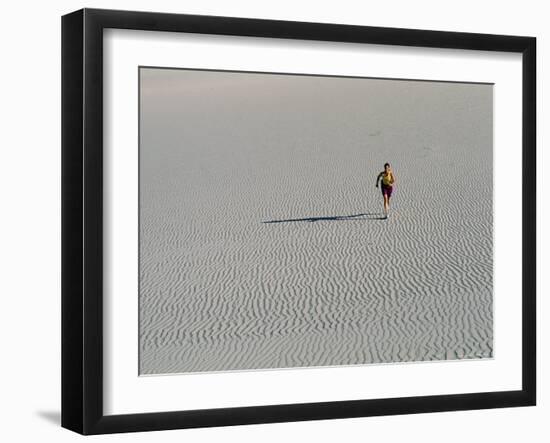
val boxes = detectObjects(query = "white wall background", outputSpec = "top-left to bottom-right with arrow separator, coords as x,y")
0,0 -> 546,441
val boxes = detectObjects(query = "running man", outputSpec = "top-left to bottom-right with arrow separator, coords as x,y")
375,163 -> 395,219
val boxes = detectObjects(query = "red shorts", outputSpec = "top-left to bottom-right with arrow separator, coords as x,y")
381,184 -> 393,198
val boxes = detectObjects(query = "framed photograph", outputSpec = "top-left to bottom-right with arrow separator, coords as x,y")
61,8 -> 536,435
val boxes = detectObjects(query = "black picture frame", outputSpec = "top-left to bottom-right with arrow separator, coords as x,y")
61,8 -> 536,435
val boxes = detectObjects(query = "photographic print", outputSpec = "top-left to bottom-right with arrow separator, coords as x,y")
138,67 -> 493,375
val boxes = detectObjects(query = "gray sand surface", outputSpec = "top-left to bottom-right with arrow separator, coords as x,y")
139,68 -> 493,374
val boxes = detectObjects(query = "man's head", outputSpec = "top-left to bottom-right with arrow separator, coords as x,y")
384,163 -> 390,171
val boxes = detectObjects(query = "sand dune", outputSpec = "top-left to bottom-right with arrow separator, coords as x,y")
139,69 -> 493,374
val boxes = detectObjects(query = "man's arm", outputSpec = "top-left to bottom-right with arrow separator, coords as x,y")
375,172 -> 382,187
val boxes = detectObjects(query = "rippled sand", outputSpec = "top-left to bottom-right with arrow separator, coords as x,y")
139,69 -> 493,374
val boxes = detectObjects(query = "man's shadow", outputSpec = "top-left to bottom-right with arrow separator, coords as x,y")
262,212 -> 385,224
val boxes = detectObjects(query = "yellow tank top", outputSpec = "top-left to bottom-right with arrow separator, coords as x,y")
382,172 -> 393,186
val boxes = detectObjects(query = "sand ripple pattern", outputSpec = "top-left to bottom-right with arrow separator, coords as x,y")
139,70 -> 493,374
